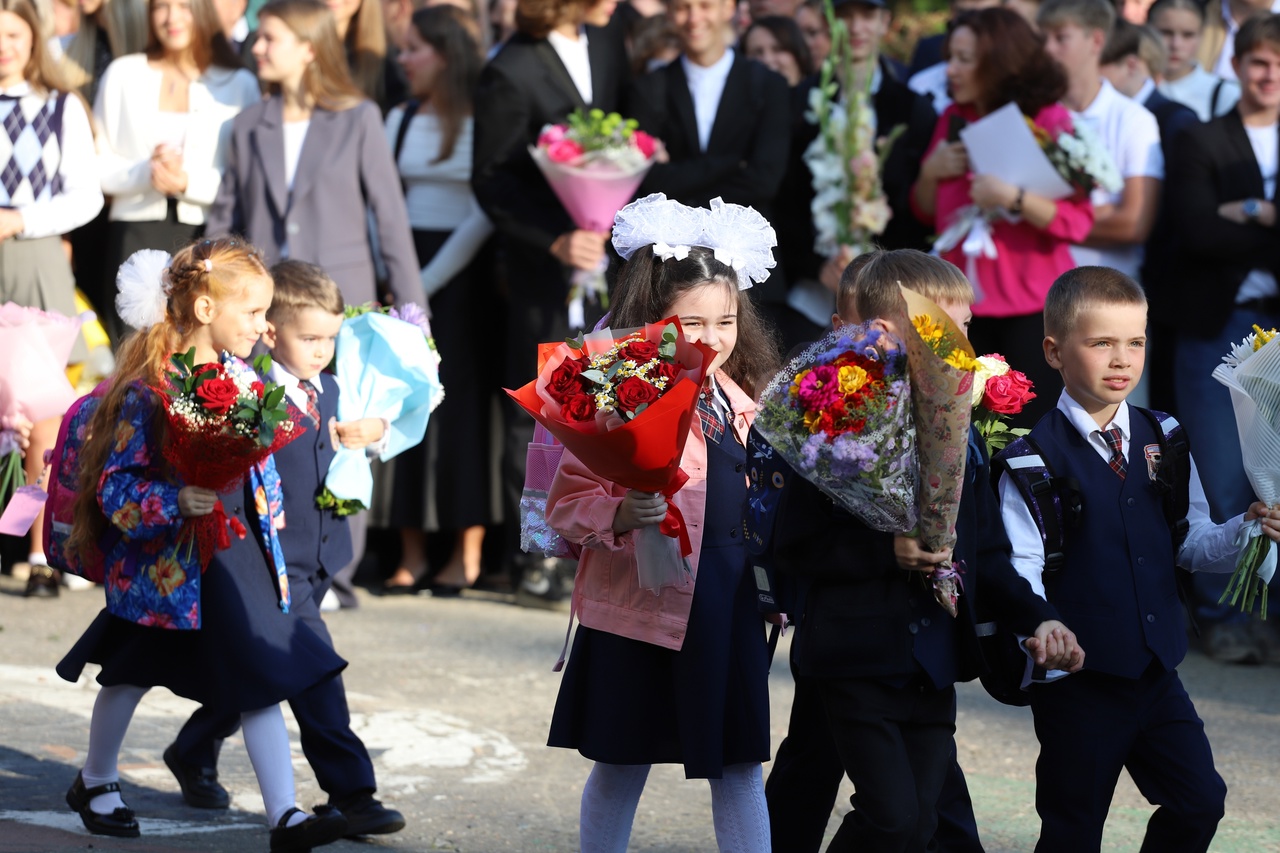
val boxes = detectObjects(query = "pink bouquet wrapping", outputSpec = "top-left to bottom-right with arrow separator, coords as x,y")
529,108 -> 659,327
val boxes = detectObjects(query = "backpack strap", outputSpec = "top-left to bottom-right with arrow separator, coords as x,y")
994,436 -> 1081,574
1210,79 -> 1225,118
1135,407 -> 1192,550
391,99 -> 420,193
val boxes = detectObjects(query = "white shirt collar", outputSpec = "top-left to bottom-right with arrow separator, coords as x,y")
1134,77 -> 1156,105
0,82 -> 32,97
269,361 -> 324,412
547,26 -> 593,104
1076,77 -> 1118,118
1056,389 -> 1130,443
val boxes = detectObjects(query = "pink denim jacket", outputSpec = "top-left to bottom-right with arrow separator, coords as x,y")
546,372 -> 757,657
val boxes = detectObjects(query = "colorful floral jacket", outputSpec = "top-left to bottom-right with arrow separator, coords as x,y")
99,379 -> 287,629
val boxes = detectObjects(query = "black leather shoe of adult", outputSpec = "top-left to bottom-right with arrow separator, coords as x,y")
334,794 -> 406,836
270,806 -> 349,852
163,744 -> 230,809
65,771 -> 141,838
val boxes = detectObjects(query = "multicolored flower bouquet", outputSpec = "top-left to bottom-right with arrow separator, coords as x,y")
803,0 -> 904,261
506,320 -> 714,593
755,324 -> 917,533
530,108 -> 660,327
970,354 -> 1036,455
154,348 -> 302,569
1211,324 -> 1280,618
319,302 -> 444,516
1025,114 -> 1123,197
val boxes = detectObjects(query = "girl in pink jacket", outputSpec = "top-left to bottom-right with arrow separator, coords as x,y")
545,194 -> 782,853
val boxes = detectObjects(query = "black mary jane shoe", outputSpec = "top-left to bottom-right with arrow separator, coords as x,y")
269,805 -> 349,852
65,771 -> 141,838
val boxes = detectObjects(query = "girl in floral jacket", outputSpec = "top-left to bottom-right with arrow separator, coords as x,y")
56,238 -> 349,852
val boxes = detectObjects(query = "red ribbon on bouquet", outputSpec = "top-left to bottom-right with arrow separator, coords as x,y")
179,499 -> 249,573
658,469 -> 693,557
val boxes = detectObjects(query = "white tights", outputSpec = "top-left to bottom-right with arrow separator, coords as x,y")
80,685 -> 303,827
579,761 -> 770,853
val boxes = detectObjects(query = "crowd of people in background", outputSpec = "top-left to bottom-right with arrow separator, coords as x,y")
3,0 -> 1279,675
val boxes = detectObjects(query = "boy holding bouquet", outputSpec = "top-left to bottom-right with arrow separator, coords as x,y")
998,266 -> 1280,853
165,262 -> 405,838
764,249 -> 1083,852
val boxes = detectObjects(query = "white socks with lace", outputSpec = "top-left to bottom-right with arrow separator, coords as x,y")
579,761 -> 770,852
81,684 -> 149,814
240,704 -> 306,827
707,763 -> 771,853
580,762 -> 651,853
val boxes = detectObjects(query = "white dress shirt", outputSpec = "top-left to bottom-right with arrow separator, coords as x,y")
548,27 -> 593,105
682,49 -> 735,152
907,61 -> 950,116
999,391 -> 1247,603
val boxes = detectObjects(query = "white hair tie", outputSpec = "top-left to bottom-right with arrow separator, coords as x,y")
115,249 -> 174,330
612,193 -> 777,289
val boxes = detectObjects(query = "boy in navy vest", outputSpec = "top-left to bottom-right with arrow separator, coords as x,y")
164,261 -> 405,837
998,266 -> 1280,853
765,249 -> 1085,852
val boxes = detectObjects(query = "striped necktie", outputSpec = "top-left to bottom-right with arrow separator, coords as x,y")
1101,427 -> 1126,479
302,381 -> 320,428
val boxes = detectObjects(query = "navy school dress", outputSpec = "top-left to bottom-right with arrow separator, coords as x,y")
547,393 -> 772,779
58,476 -> 347,713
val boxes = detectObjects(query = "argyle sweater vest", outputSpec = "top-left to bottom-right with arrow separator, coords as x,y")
0,92 -> 67,207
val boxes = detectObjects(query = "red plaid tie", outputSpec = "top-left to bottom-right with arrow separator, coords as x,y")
1101,427 -> 1126,479
302,381 -> 320,427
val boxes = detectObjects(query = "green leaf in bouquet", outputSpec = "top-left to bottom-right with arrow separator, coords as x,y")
253,352 -> 274,375
631,402 -> 649,419
581,369 -> 607,386
605,362 -> 624,380
258,423 -> 275,448
263,385 -> 286,412
236,406 -> 256,421
566,332 -> 585,351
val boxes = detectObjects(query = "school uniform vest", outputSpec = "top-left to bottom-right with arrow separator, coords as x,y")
1032,409 -> 1186,679
274,372 -> 354,581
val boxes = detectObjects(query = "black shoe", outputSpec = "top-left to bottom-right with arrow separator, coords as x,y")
270,805 -> 349,852
24,565 -> 59,598
1202,622 -> 1264,664
65,771 -> 140,838
163,744 -> 230,809
333,794 -> 406,836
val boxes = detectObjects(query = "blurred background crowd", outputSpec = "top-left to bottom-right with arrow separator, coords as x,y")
2,0 -> 1278,667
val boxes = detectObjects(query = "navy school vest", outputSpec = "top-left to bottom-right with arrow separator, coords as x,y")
1030,409 -> 1187,679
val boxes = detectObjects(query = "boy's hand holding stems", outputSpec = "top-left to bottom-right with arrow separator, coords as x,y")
1243,501 -> 1280,543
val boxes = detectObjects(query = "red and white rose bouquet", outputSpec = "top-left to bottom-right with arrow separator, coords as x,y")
153,348 -> 302,569
969,354 -> 1037,456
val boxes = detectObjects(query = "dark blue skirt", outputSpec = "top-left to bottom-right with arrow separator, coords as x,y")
57,481 -> 346,713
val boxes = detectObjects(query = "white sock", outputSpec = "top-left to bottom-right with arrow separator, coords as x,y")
708,763 -> 770,853
579,762 -> 650,853
81,684 -> 148,814
28,552 -> 46,566
240,705 -> 305,827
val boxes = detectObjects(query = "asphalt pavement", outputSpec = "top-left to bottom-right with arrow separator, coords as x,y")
1,572 -> 1278,852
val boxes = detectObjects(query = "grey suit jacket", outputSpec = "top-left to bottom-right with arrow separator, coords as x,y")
206,96 -> 422,309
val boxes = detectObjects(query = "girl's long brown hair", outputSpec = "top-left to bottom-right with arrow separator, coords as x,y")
258,0 -> 365,112
609,246 -> 782,399
339,0 -> 388,103
408,5 -> 481,164
948,7 -> 1067,118
143,0 -> 243,72
68,239 -> 271,562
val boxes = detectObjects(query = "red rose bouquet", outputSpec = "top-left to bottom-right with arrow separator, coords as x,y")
530,108 -> 660,327
506,319 -> 715,592
969,354 -> 1037,456
154,347 -> 302,569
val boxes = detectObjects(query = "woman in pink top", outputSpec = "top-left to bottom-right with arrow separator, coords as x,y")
544,195 -> 781,852
912,7 -> 1093,424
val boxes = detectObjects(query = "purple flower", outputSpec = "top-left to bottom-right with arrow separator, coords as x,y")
389,303 -> 431,336
830,435 -> 877,477
0,429 -> 18,457
799,433 -> 824,470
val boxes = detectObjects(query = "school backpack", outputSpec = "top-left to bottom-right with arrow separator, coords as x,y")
43,381 -> 116,582
519,421 -> 581,560
984,407 -> 1192,706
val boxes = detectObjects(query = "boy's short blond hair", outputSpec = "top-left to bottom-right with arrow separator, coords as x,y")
1043,266 -> 1146,339
1038,0 -> 1114,35
839,249 -> 975,323
267,260 -> 345,325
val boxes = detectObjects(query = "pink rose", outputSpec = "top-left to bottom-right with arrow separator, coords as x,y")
537,123 -> 568,147
632,130 -> 658,159
546,138 -> 585,164
982,369 -> 1036,415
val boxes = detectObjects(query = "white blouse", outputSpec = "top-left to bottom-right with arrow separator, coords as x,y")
384,106 -> 493,297
0,82 -> 103,239
1158,63 -> 1240,123
95,53 -> 262,225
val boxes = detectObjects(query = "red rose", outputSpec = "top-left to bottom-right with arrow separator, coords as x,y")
620,339 -> 660,363
250,381 -> 265,398
632,130 -> 658,159
654,361 -> 682,385
547,357 -> 588,403
561,393 -> 597,422
614,376 -> 661,414
982,369 -> 1036,415
195,377 -> 241,414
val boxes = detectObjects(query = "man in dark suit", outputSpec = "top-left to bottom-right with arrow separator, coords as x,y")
1150,14 -> 1280,664
472,0 -> 630,606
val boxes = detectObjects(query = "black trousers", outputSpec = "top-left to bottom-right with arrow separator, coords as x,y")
1030,666 -> 1225,853
172,564 -> 377,801
766,660 -> 982,853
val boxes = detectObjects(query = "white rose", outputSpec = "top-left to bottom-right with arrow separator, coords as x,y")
970,355 -> 1011,406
